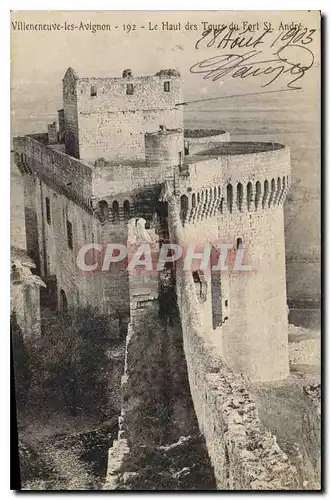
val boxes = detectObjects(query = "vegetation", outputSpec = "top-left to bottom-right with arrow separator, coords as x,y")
11,306 -> 124,489
21,307 -> 122,418
11,313 -> 31,411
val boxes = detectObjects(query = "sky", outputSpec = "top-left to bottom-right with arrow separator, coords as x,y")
11,10 -> 320,98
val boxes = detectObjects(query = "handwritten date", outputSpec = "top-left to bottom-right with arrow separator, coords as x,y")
192,26 -> 316,90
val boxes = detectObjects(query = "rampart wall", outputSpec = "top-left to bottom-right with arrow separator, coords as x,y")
178,143 -> 290,207
13,135 -> 93,200
184,129 -> 230,155
23,174 -> 105,312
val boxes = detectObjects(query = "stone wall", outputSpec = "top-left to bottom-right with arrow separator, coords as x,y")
184,129 -> 230,155
62,68 -> 183,163
178,143 -> 290,197
166,193 -> 299,490
26,177 -> 105,312
13,135 -> 93,200
11,247 -> 45,339
301,385 -> 321,488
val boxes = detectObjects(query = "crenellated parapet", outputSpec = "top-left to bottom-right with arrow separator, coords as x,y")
176,142 -> 291,224
13,135 -> 99,218
184,128 -> 230,155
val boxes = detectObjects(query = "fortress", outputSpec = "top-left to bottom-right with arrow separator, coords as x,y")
13,67 -> 315,490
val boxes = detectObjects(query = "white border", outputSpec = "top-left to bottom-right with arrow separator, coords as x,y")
2,3 -> 327,498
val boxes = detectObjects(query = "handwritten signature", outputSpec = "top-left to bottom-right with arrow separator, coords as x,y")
191,27 -> 316,90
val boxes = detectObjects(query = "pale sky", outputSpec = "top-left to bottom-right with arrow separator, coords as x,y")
11,10 -> 320,96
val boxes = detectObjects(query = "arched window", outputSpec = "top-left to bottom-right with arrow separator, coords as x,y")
214,186 -> 217,198
98,200 -> 109,223
247,182 -> 253,211
255,181 -> 262,210
123,200 -> 131,221
60,289 -> 68,312
180,195 -> 189,223
237,183 -> 243,212
262,180 -> 269,208
227,184 -> 233,213
112,200 -> 120,223
90,85 -> 97,97
191,193 -> 196,208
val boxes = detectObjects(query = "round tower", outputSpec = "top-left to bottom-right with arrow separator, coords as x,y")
145,128 -> 184,182
176,142 -> 291,382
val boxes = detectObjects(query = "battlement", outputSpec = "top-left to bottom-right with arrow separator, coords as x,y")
184,128 -> 230,155
184,129 -> 227,138
13,135 -> 98,218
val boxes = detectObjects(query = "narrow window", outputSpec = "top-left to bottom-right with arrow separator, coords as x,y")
269,178 -> 276,207
255,181 -> 262,210
164,81 -> 170,92
247,182 -> 253,211
126,83 -> 134,95
275,177 -> 282,204
262,180 -> 269,208
237,183 -> 243,212
91,85 -> 97,97
227,184 -> 233,213
123,200 -> 131,221
67,220 -> 73,250
225,299 -> 228,307
45,197 -> 51,225
113,200 -> 120,223
180,195 -> 189,223
98,200 -> 109,223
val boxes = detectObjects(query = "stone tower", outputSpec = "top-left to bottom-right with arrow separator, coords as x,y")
62,67 -> 183,163
173,142 -> 291,382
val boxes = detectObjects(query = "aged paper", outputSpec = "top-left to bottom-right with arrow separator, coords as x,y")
11,10 -> 321,491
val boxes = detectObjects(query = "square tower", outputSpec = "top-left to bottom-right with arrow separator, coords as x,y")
62,68 -> 183,163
